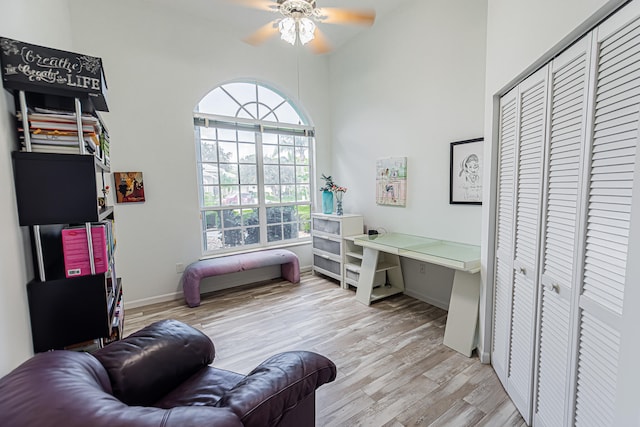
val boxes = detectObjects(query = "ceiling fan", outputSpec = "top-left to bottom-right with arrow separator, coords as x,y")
231,0 -> 376,54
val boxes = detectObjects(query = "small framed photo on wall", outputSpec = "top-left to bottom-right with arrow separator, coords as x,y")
113,171 -> 146,203
450,138 -> 483,205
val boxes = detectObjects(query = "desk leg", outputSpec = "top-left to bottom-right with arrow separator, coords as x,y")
443,270 -> 480,357
355,247 -> 379,306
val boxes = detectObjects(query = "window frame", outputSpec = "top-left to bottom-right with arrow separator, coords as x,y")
194,85 -> 315,256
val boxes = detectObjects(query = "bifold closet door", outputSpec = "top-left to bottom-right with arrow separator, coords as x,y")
492,87 -> 517,388
493,66 -> 548,425
533,34 -> 593,427
572,4 -> 640,425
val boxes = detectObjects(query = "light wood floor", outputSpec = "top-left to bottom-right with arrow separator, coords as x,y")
124,273 -> 525,427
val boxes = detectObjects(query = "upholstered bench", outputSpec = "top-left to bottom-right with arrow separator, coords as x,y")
182,249 -> 300,307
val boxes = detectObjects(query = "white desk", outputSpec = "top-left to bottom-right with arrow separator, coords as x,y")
354,233 -> 481,357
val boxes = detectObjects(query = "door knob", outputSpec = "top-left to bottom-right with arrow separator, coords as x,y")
547,283 -> 560,293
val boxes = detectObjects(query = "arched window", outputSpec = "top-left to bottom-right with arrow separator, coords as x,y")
194,81 -> 314,253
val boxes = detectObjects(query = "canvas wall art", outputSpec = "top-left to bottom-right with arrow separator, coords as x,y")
376,157 -> 407,207
114,171 -> 145,203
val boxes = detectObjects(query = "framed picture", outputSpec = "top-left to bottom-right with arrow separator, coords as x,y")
113,171 -> 145,203
376,157 -> 407,207
450,138 -> 483,205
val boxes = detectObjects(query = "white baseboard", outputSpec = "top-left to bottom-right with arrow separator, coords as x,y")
126,291 -> 182,309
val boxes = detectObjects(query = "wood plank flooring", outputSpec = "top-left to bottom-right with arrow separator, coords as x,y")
124,273 -> 525,427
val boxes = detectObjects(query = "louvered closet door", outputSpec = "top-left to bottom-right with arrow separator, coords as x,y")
492,87 -> 518,387
507,66 -> 548,424
533,35 -> 593,427
573,4 -> 640,426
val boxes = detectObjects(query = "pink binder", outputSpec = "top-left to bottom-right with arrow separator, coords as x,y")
61,225 -> 108,278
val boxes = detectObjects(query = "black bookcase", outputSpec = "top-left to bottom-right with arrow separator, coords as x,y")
3,38 -> 123,352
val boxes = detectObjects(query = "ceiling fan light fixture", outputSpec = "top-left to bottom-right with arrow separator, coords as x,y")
298,17 -> 316,45
278,17 -> 297,45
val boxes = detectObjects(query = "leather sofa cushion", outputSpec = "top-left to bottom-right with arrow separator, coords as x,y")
94,319 -> 215,406
154,367 -> 244,408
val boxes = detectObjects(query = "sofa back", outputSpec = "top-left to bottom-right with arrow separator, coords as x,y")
93,318 -> 215,406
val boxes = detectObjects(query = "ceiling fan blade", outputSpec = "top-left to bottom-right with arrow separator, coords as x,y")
243,20 -> 280,46
309,28 -> 332,55
226,0 -> 278,12
317,8 -> 376,26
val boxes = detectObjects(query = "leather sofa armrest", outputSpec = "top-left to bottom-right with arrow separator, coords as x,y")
0,350 -> 243,427
93,319 -> 215,406
215,351 -> 337,427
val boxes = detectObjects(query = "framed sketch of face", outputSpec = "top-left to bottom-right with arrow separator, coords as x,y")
450,138 -> 483,205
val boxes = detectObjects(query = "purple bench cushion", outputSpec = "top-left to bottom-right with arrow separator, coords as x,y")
182,249 -> 300,307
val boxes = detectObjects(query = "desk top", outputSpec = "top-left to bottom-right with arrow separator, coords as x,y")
354,233 -> 480,273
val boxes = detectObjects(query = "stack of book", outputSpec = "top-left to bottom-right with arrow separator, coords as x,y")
17,107 -> 102,155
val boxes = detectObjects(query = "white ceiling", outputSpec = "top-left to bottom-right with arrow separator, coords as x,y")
147,0 -> 410,53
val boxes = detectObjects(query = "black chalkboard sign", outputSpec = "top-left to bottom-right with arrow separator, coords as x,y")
0,37 -> 108,111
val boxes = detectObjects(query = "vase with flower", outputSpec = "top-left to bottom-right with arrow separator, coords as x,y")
334,186 -> 347,215
319,174 -> 347,215
319,174 -> 335,214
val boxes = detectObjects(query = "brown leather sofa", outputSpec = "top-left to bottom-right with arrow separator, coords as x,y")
0,319 -> 337,426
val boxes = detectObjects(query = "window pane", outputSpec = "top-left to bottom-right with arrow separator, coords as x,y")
245,227 -> 260,245
206,230 -> 223,250
219,141 -> 238,163
219,163 -> 238,185
274,102 -> 304,125
258,104 -> 275,121
280,146 -> 294,164
266,207 -> 282,224
242,208 -> 259,226
204,211 -> 221,230
201,140 -> 218,162
263,133 -> 277,144
264,165 -> 279,184
283,223 -> 298,240
283,205 -> 297,222
217,128 -> 236,141
197,127 -> 217,140
201,163 -> 219,185
295,147 -> 309,164
265,185 -> 280,204
240,185 -> 258,205
296,184 -> 310,202
198,88 -> 236,116
295,136 -> 309,146
223,83 -> 257,116
281,185 -> 296,203
238,143 -> 256,162
224,229 -> 243,248
296,166 -> 309,183
202,186 -> 220,207
280,135 -> 294,145
298,205 -> 311,222
239,164 -> 257,185
258,85 -> 285,108
299,221 -> 311,238
267,224 -> 282,242
221,186 -> 240,206
263,145 -> 279,164
238,131 -> 255,142
281,165 -> 295,184
222,209 -> 242,227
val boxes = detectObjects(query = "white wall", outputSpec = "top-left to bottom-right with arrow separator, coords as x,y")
66,0 -> 332,307
329,0 -> 487,309
0,0 -> 74,376
483,0 -> 640,423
